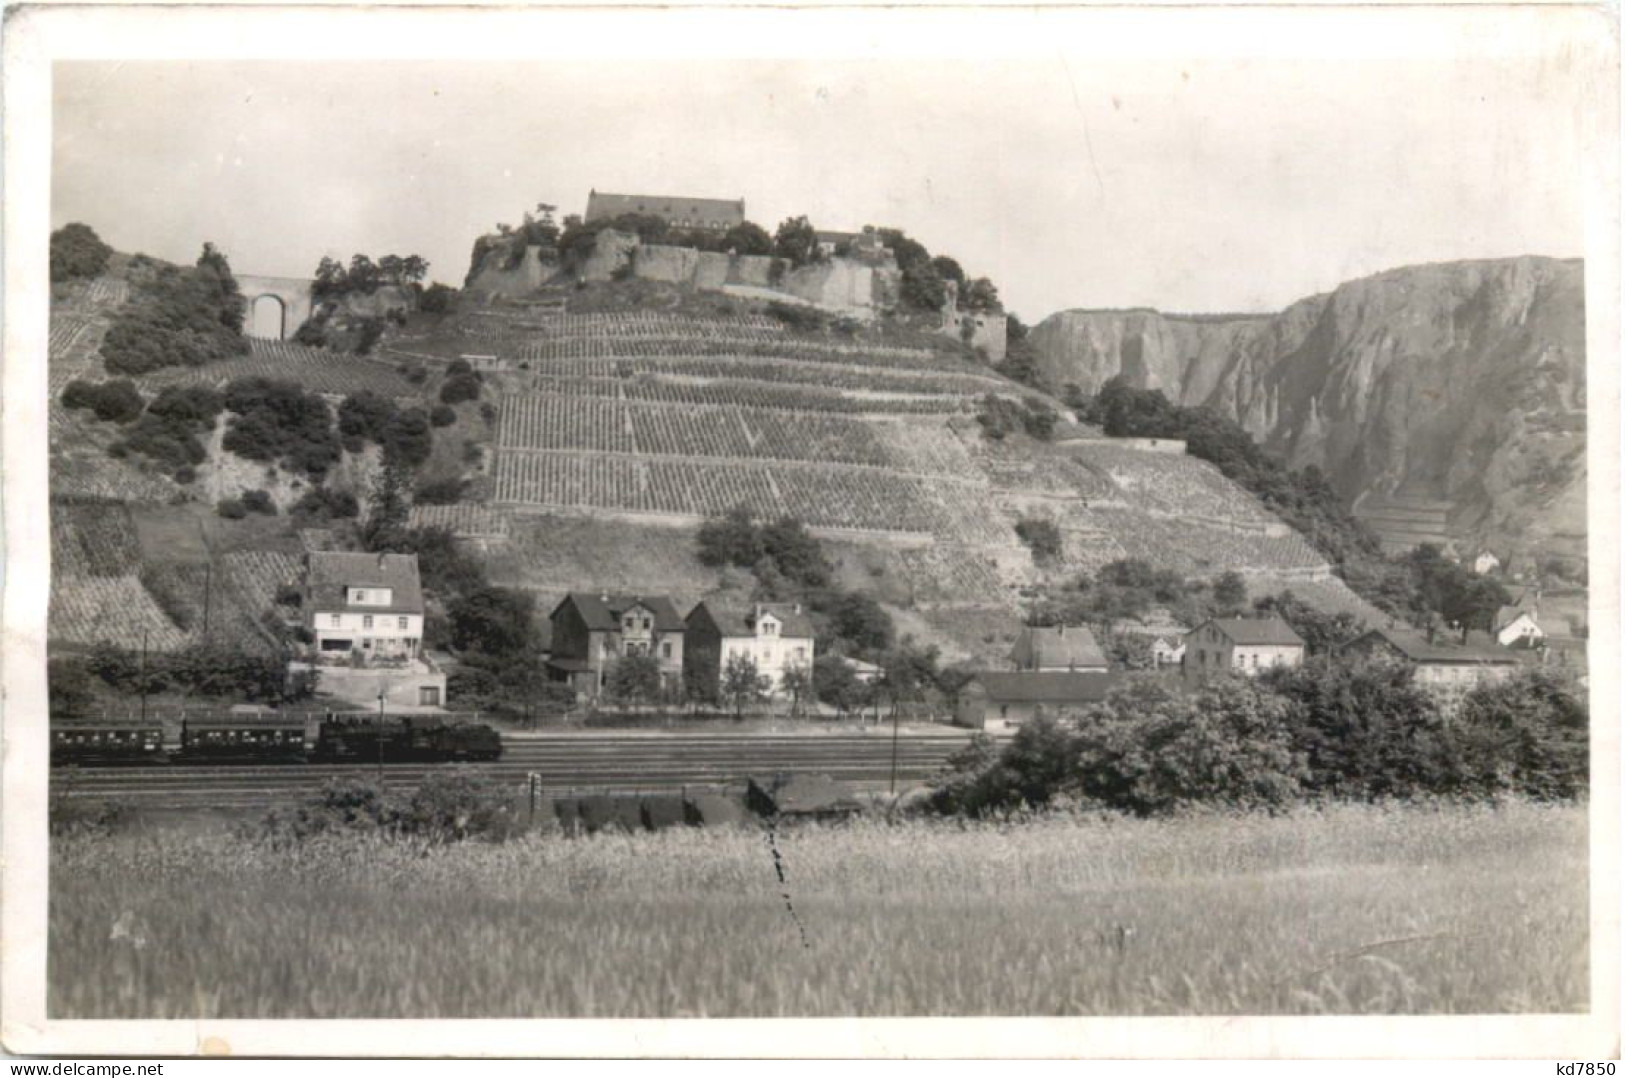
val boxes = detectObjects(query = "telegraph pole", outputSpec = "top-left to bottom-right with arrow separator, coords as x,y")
139,628 -> 149,726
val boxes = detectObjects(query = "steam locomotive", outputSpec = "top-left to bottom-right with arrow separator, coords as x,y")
49,714 -> 504,766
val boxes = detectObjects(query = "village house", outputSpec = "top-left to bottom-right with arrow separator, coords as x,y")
1474,551 -> 1503,575
1008,624 -> 1108,673
296,551 -> 447,709
1339,626 -> 1519,689
585,189 -> 746,233
546,593 -> 686,698
1181,617 -> 1305,680
953,671 -> 1129,730
1494,606 -> 1545,648
1149,635 -> 1186,669
684,602 -> 816,703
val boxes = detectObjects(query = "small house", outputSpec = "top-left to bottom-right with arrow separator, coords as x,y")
547,593 -> 686,697
299,551 -> 446,709
1008,624 -> 1108,673
684,601 -> 816,704
1339,627 -> 1519,689
1182,617 -> 1305,680
953,671 -> 1128,730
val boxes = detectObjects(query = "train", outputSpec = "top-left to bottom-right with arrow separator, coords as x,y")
49,714 -> 504,767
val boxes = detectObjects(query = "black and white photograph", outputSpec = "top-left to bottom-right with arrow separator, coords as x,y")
1,2 -> 1618,1060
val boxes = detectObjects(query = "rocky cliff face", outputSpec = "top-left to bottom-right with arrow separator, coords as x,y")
1030,258 -> 1587,564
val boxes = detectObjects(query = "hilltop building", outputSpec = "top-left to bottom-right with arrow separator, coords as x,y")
585,190 -> 746,233
296,551 -> 446,709
547,593 -> 687,698
684,602 -> 815,703
953,671 -> 1128,730
1339,626 -> 1518,690
1008,624 -> 1107,673
1182,617 -> 1305,680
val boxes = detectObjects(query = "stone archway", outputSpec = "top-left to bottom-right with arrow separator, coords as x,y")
236,274 -> 315,341
250,294 -> 286,339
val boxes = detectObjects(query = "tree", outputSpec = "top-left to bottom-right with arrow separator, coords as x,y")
50,223 -> 113,282
780,663 -> 812,719
773,215 -> 820,268
1251,591 -> 1364,655
813,652 -> 868,716
1070,677 -> 1306,815
760,516 -> 832,589
720,652 -> 771,720
1212,572 -> 1248,614
48,656 -> 97,717
361,460 -> 412,551
1454,669 -> 1588,800
723,221 -> 774,256
825,592 -> 895,655
696,505 -> 763,568
1263,656 -> 1452,798
963,277 -> 1002,314
195,243 -> 245,333
448,586 -> 536,661
605,653 -> 664,711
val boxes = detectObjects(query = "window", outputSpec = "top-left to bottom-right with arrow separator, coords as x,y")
330,615 -> 341,627
363,615 -> 374,629
398,617 -> 408,630
643,617 -> 651,630
796,647 -> 806,660
661,642 -> 672,659
355,590 -> 366,603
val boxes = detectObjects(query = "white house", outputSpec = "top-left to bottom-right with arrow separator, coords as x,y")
298,551 -> 446,709
1494,608 -> 1545,648
1182,617 -> 1305,680
684,602 -> 816,703
1149,635 -> 1186,669
1474,551 -> 1502,575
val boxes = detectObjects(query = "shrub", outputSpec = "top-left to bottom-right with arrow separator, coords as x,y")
765,300 -> 828,334
414,477 -> 466,505
430,404 -> 457,428
1015,517 -> 1062,561
221,377 -> 341,478
217,497 -> 248,519
173,465 -> 197,485
274,584 -> 302,607
419,282 -> 456,314
61,379 -> 144,424
240,489 -> 276,515
1263,657 -> 1454,798
380,408 -> 434,469
290,486 -> 360,522
1453,669 -> 1588,800
100,250 -> 248,375
440,371 -> 483,405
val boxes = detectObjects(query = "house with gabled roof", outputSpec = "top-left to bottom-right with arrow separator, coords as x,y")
298,551 -> 446,709
547,592 -> 687,697
1008,624 -> 1108,673
953,671 -> 1131,730
1182,617 -> 1305,680
684,601 -> 815,705
1340,626 -> 1519,690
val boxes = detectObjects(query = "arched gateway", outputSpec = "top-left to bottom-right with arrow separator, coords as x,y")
235,274 -> 314,341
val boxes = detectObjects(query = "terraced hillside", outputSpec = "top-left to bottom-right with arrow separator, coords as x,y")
48,500 -> 299,654
438,305 -> 1358,637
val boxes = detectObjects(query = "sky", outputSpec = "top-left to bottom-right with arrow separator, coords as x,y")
52,49 -> 1590,322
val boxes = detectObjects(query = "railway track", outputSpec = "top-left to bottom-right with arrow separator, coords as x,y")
50,731 -> 979,808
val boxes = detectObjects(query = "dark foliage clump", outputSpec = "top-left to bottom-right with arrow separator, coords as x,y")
1014,517 -> 1062,561
290,486 -> 360,523
61,379 -> 144,424
976,394 -> 1056,441
101,244 -> 247,375
221,377 -> 341,478
50,223 -> 114,282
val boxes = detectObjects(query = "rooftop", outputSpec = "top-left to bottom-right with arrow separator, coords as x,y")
692,601 -> 816,639
1195,617 -> 1305,647
557,592 -> 686,634
1010,624 -> 1108,671
967,670 -> 1132,705
306,552 -> 424,614
1347,627 -> 1518,665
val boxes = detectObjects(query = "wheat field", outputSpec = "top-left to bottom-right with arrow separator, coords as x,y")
49,801 -> 1588,1018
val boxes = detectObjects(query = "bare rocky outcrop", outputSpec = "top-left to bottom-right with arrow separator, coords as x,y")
1029,257 -> 1587,564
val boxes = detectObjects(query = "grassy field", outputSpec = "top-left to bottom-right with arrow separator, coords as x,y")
49,800 -> 1588,1018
